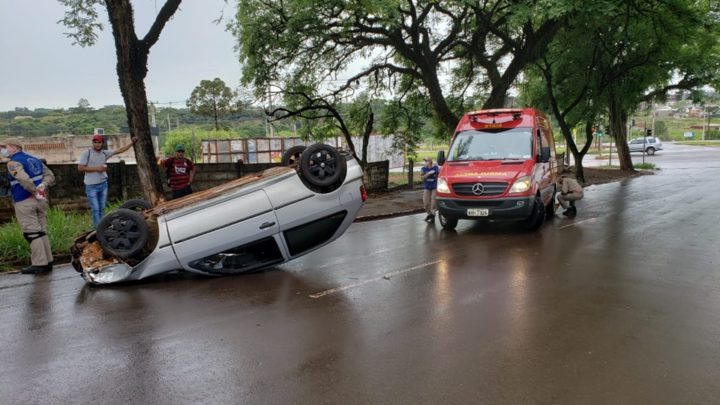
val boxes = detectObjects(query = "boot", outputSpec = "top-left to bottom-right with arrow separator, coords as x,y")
428,214 -> 435,224
21,265 -> 51,274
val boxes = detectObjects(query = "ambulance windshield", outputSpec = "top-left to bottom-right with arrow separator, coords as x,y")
448,128 -> 533,161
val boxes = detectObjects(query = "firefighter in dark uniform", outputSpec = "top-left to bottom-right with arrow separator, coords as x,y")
1,139 -> 56,274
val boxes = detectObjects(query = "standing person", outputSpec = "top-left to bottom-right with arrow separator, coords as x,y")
160,144 -> 195,199
557,171 -> 584,216
78,134 -> 137,227
1,139 -> 56,274
421,156 -> 439,223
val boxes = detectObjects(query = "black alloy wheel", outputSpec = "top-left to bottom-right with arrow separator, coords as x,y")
120,199 -> 153,212
281,145 -> 307,166
96,208 -> 150,259
299,144 -> 347,188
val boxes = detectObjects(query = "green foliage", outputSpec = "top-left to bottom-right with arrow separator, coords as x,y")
186,78 -> 240,130
379,93 -> 430,157
57,0 -> 104,46
234,0 -> 577,138
161,128 -> 241,161
634,162 -> 656,170
0,105 -> 127,136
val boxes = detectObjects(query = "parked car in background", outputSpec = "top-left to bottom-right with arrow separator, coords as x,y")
71,144 -> 366,285
628,137 -> 663,155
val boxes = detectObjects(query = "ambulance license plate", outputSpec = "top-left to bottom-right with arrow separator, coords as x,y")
467,208 -> 489,217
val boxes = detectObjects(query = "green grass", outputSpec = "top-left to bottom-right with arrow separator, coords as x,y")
634,162 -> 656,170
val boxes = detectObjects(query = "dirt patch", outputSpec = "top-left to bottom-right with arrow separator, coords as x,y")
581,167 -> 652,186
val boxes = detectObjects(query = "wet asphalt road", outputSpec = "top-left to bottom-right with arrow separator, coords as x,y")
2,143 -> 720,404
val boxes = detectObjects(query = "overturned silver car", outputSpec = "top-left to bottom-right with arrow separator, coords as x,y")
71,144 -> 366,285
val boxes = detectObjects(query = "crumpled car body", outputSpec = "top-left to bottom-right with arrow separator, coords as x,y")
72,146 -> 365,285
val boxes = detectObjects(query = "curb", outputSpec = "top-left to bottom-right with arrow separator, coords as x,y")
354,208 -> 425,222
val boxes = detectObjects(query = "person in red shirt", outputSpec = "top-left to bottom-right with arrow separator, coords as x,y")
161,144 -> 196,199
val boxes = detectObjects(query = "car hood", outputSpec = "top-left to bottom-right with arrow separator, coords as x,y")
440,160 -> 532,183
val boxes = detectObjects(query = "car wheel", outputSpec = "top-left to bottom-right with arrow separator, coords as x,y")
545,189 -> 556,219
96,208 -> 150,259
439,213 -> 458,230
299,144 -> 347,188
119,198 -> 153,212
646,147 -> 655,155
281,145 -> 307,166
524,195 -> 546,231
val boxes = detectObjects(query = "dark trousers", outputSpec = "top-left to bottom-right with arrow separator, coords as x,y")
172,186 -> 193,199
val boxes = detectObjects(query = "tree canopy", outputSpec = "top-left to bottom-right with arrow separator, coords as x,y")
187,78 -> 241,131
234,0 -> 575,137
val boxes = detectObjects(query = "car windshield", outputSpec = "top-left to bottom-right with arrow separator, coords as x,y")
448,128 -> 533,161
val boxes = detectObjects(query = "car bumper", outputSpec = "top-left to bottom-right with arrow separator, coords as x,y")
436,196 -> 535,220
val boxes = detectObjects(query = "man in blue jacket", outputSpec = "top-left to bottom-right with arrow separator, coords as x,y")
1,139 -> 56,274
421,156 -> 439,223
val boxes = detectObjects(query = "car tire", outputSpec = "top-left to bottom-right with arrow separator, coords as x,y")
646,147 -> 656,155
299,144 -> 347,188
524,195 -> 546,231
439,213 -> 458,230
96,208 -> 150,259
119,198 -> 153,212
545,189 -> 556,219
281,145 -> 307,166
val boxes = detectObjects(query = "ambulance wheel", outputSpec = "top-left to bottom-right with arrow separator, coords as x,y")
525,195 -> 546,231
439,213 -> 458,230
545,190 -> 556,219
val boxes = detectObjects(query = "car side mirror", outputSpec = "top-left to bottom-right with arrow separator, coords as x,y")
539,147 -> 551,163
437,151 -> 446,166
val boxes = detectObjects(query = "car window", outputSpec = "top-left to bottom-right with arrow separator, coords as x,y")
648,138 -> 655,143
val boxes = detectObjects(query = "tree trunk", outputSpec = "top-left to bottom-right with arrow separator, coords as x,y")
106,0 -> 175,205
360,111 -> 374,169
608,91 -> 634,171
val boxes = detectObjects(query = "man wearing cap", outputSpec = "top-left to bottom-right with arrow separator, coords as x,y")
420,156 -> 439,223
160,144 -> 195,199
78,134 -> 137,227
1,139 -> 56,274
557,171 -> 584,216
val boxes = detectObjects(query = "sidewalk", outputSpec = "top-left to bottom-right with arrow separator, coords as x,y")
355,188 -> 425,222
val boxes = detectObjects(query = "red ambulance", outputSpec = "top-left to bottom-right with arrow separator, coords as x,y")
435,108 -> 558,230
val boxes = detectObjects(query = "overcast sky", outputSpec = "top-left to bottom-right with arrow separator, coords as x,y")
0,0 -> 240,111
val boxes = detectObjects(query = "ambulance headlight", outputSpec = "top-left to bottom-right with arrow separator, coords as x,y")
509,176 -> 531,193
437,177 -> 451,194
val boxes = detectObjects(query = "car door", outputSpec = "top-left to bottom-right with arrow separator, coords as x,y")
629,139 -> 641,152
165,189 -> 282,272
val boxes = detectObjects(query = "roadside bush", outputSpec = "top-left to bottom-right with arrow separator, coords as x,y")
634,162 -> 656,170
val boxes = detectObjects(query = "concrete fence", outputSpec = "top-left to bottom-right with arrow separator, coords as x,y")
0,159 -> 389,222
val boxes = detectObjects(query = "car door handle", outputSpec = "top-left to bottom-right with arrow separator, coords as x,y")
259,221 -> 276,229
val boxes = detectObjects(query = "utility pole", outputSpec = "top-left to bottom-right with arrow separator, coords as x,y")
149,102 -> 159,155
651,101 -> 656,140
